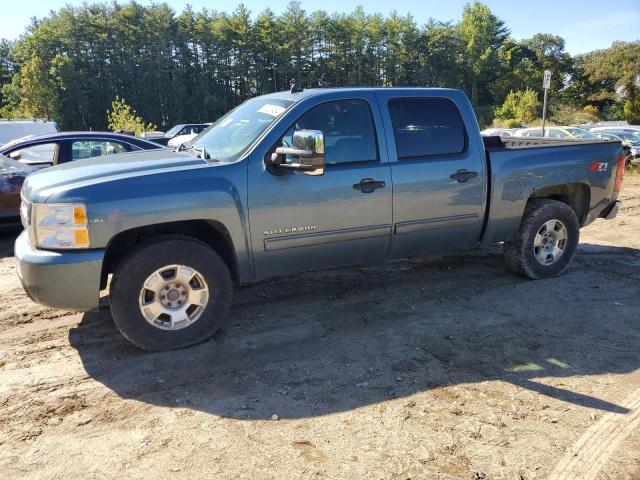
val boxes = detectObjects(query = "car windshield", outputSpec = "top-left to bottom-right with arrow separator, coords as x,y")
615,132 -> 640,145
190,98 -> 294,162
164,125 -> 185,138
565,127 -> 597,138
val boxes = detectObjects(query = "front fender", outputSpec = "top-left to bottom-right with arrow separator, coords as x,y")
47,162 -> 253,282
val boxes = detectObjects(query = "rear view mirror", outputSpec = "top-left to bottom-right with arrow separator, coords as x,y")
271,130 -> 325,176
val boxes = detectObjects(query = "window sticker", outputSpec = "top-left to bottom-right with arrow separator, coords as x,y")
257,104 -> 286,117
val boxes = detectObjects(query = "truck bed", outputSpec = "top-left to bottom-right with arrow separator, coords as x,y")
480,135 -> 623,246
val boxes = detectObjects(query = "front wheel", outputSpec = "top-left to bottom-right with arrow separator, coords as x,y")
110,236 -> 233,351
504,199 -> 580,279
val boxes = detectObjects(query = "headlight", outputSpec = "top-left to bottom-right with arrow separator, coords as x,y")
32,203 -> 90,249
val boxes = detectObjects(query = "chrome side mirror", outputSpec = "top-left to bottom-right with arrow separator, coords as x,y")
271,130 -> 325,176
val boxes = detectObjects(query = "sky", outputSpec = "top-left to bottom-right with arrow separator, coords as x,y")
1,0 -> 638,55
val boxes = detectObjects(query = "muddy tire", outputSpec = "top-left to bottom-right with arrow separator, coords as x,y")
110,235 -> 232,351
504,199 -> 579,279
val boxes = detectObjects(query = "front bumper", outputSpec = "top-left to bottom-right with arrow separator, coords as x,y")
14,231 -> 105,311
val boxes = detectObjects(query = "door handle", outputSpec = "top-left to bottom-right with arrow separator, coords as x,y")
353,178 -> 386,193
450,169 -> 478,183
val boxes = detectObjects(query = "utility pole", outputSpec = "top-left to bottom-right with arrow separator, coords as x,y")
541,69 -> 551,137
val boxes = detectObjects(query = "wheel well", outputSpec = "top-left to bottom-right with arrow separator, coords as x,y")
101,220 -> 239,289
528,183 -> 590,225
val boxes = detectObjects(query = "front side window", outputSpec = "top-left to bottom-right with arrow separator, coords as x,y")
282,99 -> 378,165
9,143 -> 58,165
71,140 -> 128,161
388,98 -> 466,159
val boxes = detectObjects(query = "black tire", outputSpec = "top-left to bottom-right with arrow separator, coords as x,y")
110,235 -> 232,351
504,199 -> 579,279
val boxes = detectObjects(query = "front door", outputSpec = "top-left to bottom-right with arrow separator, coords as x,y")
248,95 -> 392,280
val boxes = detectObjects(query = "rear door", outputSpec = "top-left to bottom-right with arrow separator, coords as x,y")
376,91 -> 486,258
248,93 -> 392,279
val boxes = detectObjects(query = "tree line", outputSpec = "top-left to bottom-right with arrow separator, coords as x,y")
0,1 -> 639,131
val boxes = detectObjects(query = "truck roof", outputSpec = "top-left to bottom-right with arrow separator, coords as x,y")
259,87 -> 462,102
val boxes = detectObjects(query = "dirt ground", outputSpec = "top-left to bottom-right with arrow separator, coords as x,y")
1,176 -> 639,480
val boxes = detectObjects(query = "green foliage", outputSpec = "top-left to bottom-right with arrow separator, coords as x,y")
493,89 -> 538,126
18,55 -> 61,120
550,104 -> 597,125
107,96 -> 156,135
574,41 -> 640,122
0,1 -> 633,129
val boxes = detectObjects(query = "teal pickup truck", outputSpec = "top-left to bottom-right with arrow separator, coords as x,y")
16,87 -> 624,351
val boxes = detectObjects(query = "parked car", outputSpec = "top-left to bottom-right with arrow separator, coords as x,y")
16,87 -> 624,351
0,119 -> 57,148
591,129 -> 640,161
514,126 -> 598,139
0,131 -> 163,168
480,128 -> 517,137
586,125 -> 640,134
139,131 -> 166,139
150,124 -> 210,147
0,154 -> 37,229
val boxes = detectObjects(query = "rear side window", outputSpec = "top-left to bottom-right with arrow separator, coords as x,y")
71,140 -> 128,161
548,129 -> 568,138
388,98 -> 466,159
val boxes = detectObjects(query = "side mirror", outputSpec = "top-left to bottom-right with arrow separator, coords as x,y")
270,129 -> 325,176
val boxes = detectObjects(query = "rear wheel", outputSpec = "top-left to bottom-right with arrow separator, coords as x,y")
504,199 -> 579,279
110,236 -> 232,351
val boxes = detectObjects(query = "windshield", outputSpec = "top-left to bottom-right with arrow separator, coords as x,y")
190,98 -> 294,161
565,127 -> 597,139
614,132 -> 640,145
164,125 -> 185,138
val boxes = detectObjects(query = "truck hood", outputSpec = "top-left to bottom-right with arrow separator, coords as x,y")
22,149 -> 207,202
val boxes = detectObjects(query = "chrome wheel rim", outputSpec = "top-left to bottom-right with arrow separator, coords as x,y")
138,264 -> 209,330
533,219 -> 568,266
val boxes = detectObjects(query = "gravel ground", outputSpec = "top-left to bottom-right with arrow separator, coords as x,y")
0,175 -> 639,480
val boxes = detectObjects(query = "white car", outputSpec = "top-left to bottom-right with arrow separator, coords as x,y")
514,126 -> 597,139
168,132 -> 198,150
0,120 -> 57,148
588,125 -> 640,134
166,124 -> 211,150
480,128 -> 517,137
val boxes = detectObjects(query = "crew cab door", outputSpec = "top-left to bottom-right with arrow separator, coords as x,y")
248,93 -> 392,280
376,91 -> 487,258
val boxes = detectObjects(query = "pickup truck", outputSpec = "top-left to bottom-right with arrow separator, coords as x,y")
15,87 -> 625,351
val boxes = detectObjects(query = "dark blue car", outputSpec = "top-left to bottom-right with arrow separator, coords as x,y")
0,131 -> 163,168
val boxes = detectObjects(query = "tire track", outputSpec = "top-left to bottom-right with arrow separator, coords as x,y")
548,384 -> 640,480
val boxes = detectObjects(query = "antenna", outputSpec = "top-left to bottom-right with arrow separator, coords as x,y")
290,83 -> 303,93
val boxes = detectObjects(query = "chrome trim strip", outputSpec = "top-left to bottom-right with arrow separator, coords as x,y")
264,224 -> 391,251
394,214 -> 479,235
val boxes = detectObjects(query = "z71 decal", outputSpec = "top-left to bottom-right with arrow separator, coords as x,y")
589,162 -> 608,173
